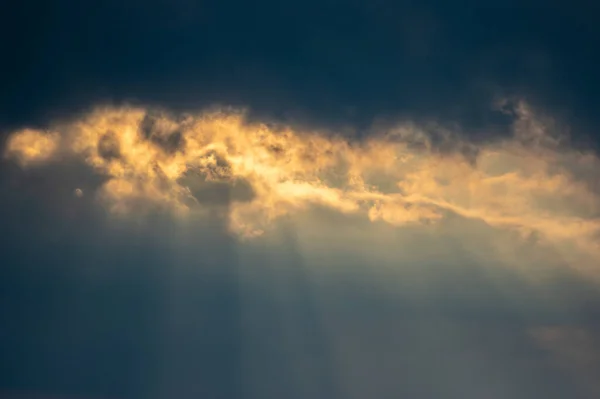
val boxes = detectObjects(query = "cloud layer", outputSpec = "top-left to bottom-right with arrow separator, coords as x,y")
5,99 -> 600,279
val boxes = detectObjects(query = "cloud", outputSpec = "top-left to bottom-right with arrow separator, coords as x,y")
4,99 -> 600,277
3,3 -> 600,398
4,129 -> 61,166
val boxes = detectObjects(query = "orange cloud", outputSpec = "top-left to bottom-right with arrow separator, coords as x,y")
5,129 -> 60,165
4,101 -> 600,273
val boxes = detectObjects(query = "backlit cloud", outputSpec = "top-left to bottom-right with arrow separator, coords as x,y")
4,100 -> 600,275
5,129 -> 61,166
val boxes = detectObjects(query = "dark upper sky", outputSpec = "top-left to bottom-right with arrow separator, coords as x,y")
1,1 -> 599,141
2,2 -> 600,399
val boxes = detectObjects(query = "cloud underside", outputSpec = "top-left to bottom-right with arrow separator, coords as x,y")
4,99 -> 600,275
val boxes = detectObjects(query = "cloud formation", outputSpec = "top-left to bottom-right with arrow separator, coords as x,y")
3,3 -> 600,398
4,99 -> 600,276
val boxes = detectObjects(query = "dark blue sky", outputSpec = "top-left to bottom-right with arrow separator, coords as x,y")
2,2 -> 600,398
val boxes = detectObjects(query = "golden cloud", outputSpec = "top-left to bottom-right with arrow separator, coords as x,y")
4,101 -> 600,269
5,128 -> 60,165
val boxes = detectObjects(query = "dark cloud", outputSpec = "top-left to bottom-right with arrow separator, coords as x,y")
97,131 -> 121,160
139,112 -> 186,154
1,1 -> 599,146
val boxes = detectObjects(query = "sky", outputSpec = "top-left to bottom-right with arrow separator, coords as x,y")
1,1 -> 600,398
